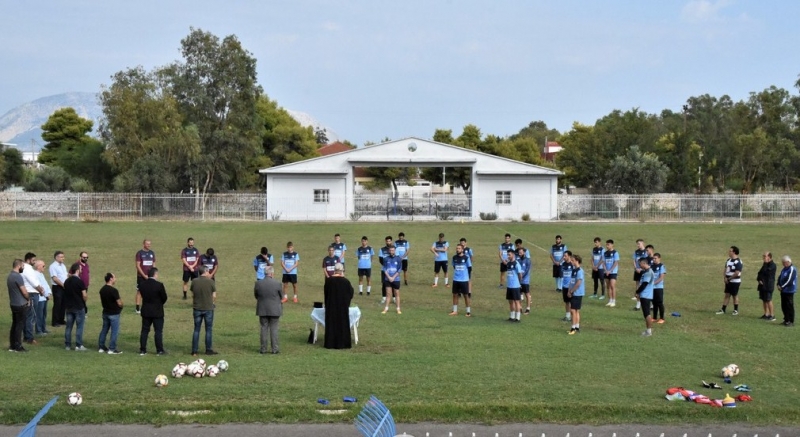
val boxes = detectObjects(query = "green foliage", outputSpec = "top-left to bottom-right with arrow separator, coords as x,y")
479,211 -> 498,220
24,166 -> 73,192
521,212 -> 531,221
256,95 -> 318,167
1,146 -> 25,188
113,154 -> 177,193
604,146 -> 668,194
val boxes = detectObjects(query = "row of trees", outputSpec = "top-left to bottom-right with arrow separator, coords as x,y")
25,27 -> 800,195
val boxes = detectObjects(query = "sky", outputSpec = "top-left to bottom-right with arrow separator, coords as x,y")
1,0 -> 799,146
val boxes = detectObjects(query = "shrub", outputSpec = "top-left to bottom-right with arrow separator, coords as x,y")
479,212 -> 498,220
521,213 -> 530,221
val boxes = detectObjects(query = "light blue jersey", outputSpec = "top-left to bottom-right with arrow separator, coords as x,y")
356,246 -> 374,269
652,263 -> 666,289
560,260 -> 574,289
281,251 -> 299,275
592,247 -> 605,270
573,268 -> 585,297
638,268 -> 654,299
253,254 -> 274,280
432,241 -> 449,262
518,257 -> 532,285
452,254 -> 470,282
395,239 -> 409,259
506,260 -> 521,289
383,255 -> 401,280
603,250 -> 619,274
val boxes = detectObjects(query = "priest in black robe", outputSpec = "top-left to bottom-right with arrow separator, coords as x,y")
324,263 -> 354,349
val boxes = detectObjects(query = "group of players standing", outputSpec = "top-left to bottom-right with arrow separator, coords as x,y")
545,235 -> 667,336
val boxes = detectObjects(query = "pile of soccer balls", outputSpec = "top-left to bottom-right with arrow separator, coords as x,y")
721,363 -> 740,379
165,358 -> 229,384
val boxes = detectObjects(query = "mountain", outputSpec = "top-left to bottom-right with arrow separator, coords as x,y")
0,92 -> 102,151
0,93 -> 339,151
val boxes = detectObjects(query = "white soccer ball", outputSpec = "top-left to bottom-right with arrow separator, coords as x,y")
67,392 -> 82,406
216,360 -> 229,372
192,359 -> 207,370
154,374 -> 169,387
187,363 -> 204,378
171,363 -> 187,378
205,365 -> 220,377
722,364 -> 740,378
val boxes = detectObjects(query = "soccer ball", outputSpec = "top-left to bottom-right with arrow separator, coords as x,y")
187,362 -> 204,378
193,358 -> 207,370
171,363 -> 187,378
216,360 -> 229,372
205,365 -> 220,377
721,364 -> 740,378
67,392 -> 82,406
154,374 -> 169,387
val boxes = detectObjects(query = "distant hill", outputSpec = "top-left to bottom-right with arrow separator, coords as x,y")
0,93 -> 339,151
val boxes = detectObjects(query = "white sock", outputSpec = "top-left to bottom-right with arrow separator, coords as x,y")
636,302 -> 641,309
359,285 -> 363,293
516,312 -> 521,320
572,324 -> 577,329
565,312 -> 571,319
433,277 -> 438,285
576,323 -> 580,329
452,305 -> 458,312
384,306 -> 389,311
367,286 -> 371,293
444,277 -> 449,285
509,311 -> 514,319
466,306 -> 471,313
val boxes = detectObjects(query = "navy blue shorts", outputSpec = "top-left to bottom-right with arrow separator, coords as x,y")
452,281 -> 470,296
725,282 -> 741,296
639,297 -> 652,318
434,261 -> 448,273
401,259 -> 408,271
282,274 -> 297,284
358,268 -> 371,278
562,287 -> 571,303
570,295 -> 583,310
500,262 -> 508,273
552,264 -> 562,278
605,272 -> 618,280
387,280 -> 401,291
506,287 -> 521,301
521,284 -> 530,295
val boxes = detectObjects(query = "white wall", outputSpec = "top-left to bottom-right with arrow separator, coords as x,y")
474,176 -> 557,220
267,176 -> 348,220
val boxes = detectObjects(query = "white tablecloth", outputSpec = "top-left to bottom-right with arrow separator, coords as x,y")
310,306 -> 361,345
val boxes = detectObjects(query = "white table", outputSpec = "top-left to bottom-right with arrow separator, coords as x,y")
311,306 -> 361,345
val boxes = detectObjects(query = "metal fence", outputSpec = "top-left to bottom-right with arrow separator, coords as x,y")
3,192 -> 800,221
559,194 -> 800,221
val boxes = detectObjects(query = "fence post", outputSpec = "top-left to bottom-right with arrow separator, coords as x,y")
77,193 -> 80,221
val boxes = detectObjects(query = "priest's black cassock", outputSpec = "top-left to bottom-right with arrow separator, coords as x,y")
324,275 -> 354,349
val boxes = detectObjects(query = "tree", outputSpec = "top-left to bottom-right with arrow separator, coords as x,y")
314,127 -> 329,145
256,95 -> 318,167
164,28 -> 263,194
603,146 -> 668,194
1,146 -> 25,189
510,120 -> 561,155
113,154 -> 177,193
24,166 -> 73,192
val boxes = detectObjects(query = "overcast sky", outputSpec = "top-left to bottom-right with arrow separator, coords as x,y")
1,0 -> 799,145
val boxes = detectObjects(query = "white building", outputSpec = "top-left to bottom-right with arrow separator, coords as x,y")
259,137 -> 562,221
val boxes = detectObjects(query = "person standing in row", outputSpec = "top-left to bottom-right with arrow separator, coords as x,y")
651,253 -> 667,324
635,257 -> 655,337
517,246 -> 532,315
138,267 -> 167,355
49,251 -> 67,327
603,239 -> 620,307
191,266 -> 218,356
281,242 -> 300,303
254,247 -> 273,281
632,239 -> 647,311
757,252 -> 777,321
8,259 -> 30,353
255,266 -> 282,354
449,243 -> 471,317
431,233 -> 449,288
322,245 -> 338,279
560,251 -> 574,322
395,232 -> 410,285
181,237 -> 200,300
550,235 -> 567,292
135,239 -> 156,314
379,236 -> 393,303
78,252 -> 90,311
63,262 -> 88,351
33,260 -> 51,336
356,236 -> 374,296
382,246 -> 402,314
590,237 -> 606,300
498,233 -> 514,289
200,248 -> 218,280
21,253 -> 42,345
330,233 -> 347,271
505,250 -> 522,322
324,263 -> 354,349
716,246 -> 743,315
567,255 -> 584,335
461,237 -> 474,295
98,273 -> 123,354
777,255 -> 796,327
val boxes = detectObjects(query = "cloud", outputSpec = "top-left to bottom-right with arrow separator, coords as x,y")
681,0 -> 732,23
322,21 -> 341,31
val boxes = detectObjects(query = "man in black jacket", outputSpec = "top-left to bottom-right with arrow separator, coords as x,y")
137,268 -> 168,355
757,252 -> 777,321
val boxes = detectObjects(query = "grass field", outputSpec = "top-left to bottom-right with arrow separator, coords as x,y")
0,220 -> 799,426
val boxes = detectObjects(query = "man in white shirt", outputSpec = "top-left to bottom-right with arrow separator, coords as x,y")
49,251 -> 68,327
21,252 -> 44,344
34,260 -> 52,335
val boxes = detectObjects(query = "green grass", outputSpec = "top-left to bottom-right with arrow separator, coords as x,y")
1,221 -> 799,426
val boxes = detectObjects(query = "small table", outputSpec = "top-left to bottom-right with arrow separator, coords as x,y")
310,306 -> 361,345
